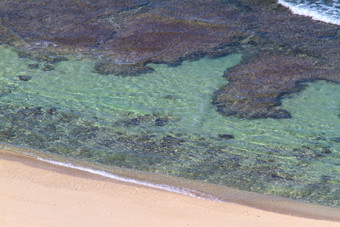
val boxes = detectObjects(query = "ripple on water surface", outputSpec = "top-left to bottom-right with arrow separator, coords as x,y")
0,45 -> 340,207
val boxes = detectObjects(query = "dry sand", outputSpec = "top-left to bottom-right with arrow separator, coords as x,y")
1,149 -> 340,227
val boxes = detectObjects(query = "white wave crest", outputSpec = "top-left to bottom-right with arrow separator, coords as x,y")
36,157 -> 222,202
278,0 -> 340,25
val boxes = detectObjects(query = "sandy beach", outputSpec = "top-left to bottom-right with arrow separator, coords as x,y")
1,149 -> 340,227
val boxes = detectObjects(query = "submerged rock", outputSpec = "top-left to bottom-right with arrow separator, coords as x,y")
93,62 -> 155,76
27,63 -> 39,69
331,138 -> 340,143
0,130 -> 15,139
113,114 -> 176,127
41,64 -> 55,71
18,75 -> 32,81
15,49 -> 68,64
218,134 -> 235,140
154,117 -> 169,127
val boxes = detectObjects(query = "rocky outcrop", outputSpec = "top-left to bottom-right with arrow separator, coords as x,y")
211,0 -> 340,119
1,0 -> 339,119
0,0 -> 247,75
213,54 -> 339,119
210,2 -> 340,119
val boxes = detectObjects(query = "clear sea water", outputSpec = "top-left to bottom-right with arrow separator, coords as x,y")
0,40 -> 340,208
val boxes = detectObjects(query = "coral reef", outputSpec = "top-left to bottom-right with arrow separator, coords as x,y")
0,0 -> 247,75
0,0 -> 339,119
213,54 -> 339,119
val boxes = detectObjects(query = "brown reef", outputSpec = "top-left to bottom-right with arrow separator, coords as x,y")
0,0 -> 339,119
213,54 -> 339,119
0,0 -> 247,75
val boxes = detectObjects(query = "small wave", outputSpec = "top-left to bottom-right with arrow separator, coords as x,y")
36,156 -> 222,202
278,0 -> 340,25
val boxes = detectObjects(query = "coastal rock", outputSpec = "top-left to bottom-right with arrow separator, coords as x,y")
1,0 -> 340,119
105,13 -> 246,63
0,0 -> 248,76
213,54 -> 339,119
209,1 -> 340,119
0,0 -> 150,47
91,12 -> 248,75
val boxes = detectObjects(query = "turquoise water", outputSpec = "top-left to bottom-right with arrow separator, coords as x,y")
0,44 -> 340,207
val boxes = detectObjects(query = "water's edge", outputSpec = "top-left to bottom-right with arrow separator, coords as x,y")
278,0 -> 340,25
1,144 -> 339,222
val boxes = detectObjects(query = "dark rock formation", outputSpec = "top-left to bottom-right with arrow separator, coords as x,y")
218,134 -> 235,140
18,75 -> 32,81
209,1 -> 340,119
27,63 -> 39,69
0,0 -> 247,76
213,54 -> 339,119
93,62 -> 155,76
1,0 -> 339,118
113,114 -> 176,127
41,64 -> 55,71
331,138 -> 340,143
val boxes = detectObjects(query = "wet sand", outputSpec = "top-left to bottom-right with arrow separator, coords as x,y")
1,149 -> 339,227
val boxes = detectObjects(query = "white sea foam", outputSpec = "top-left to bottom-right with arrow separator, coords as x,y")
36,156 -> 222,202
278,0 -> 340,25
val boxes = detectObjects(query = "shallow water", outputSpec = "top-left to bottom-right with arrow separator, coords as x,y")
0,44 -> 340,207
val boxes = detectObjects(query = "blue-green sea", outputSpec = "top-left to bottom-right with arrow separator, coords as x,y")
0,43 -> 340,207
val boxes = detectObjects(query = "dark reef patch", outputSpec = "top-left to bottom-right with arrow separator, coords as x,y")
18,75 -> 32,81
0,103 -> 339,206
27,63 -> 39,69
41,64 -> 55,71
218,134 -> 235,140
0,0 -> 247,76
331,138 -> 340,143
1,0 -> 339,119
212,54 -> 339,119
113,114 -> 177,128
93,62 -> 155,76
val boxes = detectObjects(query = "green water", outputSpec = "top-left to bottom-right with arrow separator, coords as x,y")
0,44 -> 340,207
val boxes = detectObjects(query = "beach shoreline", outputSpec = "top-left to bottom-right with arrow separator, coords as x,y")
1,148 -> 340,227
